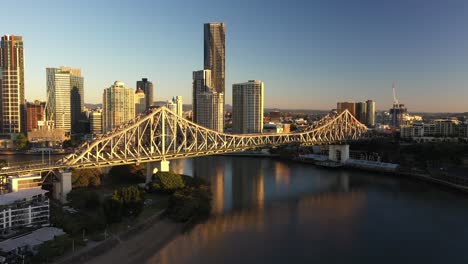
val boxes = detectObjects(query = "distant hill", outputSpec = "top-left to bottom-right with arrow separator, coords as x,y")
85,103 -> 102,109
86,102 -> 329,114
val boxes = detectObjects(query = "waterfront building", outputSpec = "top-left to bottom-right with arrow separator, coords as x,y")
203,23 -> 225,132
232,80 -> 264,134
355,102 -> 367,124
136,78 -> 154,109
400,119 -> 463,141
0,189 -> 49,231
45,67 -> 84,134
8,174 -> 42,192
26,101 -> 46,132
337,102 -> 356,117
0,35 -> 26,135
89,110 -> 102,135
135,88 -> 146,114
366,100 -> 376,127
102,81 -> 135,133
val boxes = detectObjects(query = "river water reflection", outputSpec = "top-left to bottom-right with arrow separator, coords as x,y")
146,156 -> 468,264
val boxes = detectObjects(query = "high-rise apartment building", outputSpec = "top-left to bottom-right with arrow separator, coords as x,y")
390,103 -> 407,129
135,88 -> 146,114
193,69 -> 224,132
232,80 -> 264,134
102,81 -> 135,132
136,78 -> 154,109
0,35 -> 25,135
366,100 -> 376,127
26,100 -> 46,132
355,102 -> 367,124
45,67 -> 84,134
89,110 -> 102,135
196,92 -> 224,132
337,102 -> 356,117
192,70 -> 212,123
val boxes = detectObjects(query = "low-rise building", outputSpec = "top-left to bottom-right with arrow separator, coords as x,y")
401,119 -> 466,141
0,189 -> 49,231
0,227 -> 64,258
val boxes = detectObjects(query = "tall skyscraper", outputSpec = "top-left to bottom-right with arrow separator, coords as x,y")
203,23 -> 225,132
102,81 -> 135,132
46,67 -> 83,134
136,78 -> 154,109
0,35 -> 25,135
204,23 -> 225,94
355,102 -> 367,124
134,88 -> 146,114
67,68 -> 85,133
26,100 -> 46,132
365,100 -> 376,127
232,80 -> 264,134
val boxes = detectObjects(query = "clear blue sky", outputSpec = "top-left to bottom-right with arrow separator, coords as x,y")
1,0 -> 467,112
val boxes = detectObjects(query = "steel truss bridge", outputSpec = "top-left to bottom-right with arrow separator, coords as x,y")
0,107 -> 367,177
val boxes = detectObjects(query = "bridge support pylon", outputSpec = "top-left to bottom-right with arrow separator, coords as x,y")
328,145 -> 349,164
145,160 -> 170,184
53,170 -> 72,204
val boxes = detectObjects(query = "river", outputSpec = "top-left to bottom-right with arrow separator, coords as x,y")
147,156 -> 468,264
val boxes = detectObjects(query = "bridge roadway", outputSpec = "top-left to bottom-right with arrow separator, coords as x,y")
0,107 -> 367,178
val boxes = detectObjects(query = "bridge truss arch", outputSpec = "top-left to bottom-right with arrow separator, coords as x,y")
57,107 -> 367,169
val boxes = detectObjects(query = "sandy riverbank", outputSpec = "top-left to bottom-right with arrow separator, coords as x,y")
85,219 -> 182,264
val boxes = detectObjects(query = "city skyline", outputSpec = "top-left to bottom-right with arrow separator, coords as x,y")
1,0 -> 467,112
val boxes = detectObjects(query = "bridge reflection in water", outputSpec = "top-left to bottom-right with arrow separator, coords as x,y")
150,157 -> 365,264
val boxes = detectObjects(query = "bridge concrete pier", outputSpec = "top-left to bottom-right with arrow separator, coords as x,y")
53,170 -> 72,204
329,145 -> 350,164
145,160 -> 171,184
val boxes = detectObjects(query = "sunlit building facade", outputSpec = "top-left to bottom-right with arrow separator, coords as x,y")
46,67 -> 84,134
0,35 -> 26,135
232,80 -> 264,134
102,81 -> 135,133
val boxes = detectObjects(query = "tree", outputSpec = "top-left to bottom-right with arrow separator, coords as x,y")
111,186 -> 145,217
107,164 -> 145,184
14,133 -> 29,150
151,172 -> 186,193
103,198 -> 123,224
72,168 -> 102,188
67,188 -> 101,210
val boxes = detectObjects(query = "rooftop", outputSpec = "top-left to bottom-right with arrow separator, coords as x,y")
0,227 -> 64,253
0,189 -> 48,206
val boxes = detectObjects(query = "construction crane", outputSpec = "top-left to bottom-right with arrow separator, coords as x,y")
392,80 -> 399,105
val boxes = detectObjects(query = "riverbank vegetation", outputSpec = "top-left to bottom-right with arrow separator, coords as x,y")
150,172 -> 212,224
39,166 -> 210,263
